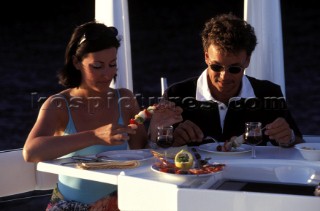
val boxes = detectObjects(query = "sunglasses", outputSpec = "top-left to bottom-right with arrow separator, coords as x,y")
209,63 -> 244,74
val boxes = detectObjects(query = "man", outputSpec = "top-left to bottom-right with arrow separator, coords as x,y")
164,13 -> 303,147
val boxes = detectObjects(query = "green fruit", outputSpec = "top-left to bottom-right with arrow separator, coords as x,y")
174,149 -> 194,169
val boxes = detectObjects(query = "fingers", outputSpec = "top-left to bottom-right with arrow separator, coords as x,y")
128,123 -> 138,130
151,105 -> 183,127
157,99 -> 176,109
264,117 -> 292,144
169,106 -> 183,125
174,106 -> 183,116
173,120 -> 204,145
96,124 -> 137,145
172,136 -> 188,147
111,125 -> 137,136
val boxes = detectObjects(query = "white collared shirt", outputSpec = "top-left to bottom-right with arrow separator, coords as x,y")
195,69 -> 256,131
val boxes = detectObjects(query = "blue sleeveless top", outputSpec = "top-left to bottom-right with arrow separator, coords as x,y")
57,90 -> 128,204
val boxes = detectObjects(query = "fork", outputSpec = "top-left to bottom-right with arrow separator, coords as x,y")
203,136 -> 221,146
61,155 -> 110,166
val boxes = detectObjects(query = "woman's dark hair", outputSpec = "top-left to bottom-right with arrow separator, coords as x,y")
201,13 -> 257,56
58,20 -> 121,88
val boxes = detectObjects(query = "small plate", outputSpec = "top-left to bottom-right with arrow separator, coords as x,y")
96,150 -> 153,161
198,143 -> 252,154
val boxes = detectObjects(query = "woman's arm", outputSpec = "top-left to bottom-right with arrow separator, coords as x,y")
119,88 -> 148,149
23,95 -> 137,162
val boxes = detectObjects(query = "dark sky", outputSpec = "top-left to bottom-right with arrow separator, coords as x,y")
0,0 -> 319,151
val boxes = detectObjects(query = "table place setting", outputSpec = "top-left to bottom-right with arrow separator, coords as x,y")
76,160 -> 140,170
59,149 -> 154,170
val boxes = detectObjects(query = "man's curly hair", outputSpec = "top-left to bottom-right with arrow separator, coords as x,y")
201,13 -> 257,56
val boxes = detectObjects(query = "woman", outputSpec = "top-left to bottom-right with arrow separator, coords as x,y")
23,21 -> 182,211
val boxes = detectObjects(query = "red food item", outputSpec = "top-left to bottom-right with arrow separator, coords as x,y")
202,164 -> 225,173
144,109 -> 152,118
223,141 -> 232,151
176,169 -> 189,174
154,160 -> 225,175
216,141 -> 232,152
159,167 -> 176,174
129,118 -> 137,125
132,104 -> 158,125
188,168 -> 206,175
216,145 -> 222,152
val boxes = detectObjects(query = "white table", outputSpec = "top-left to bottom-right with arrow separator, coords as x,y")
37,146 -> 320,211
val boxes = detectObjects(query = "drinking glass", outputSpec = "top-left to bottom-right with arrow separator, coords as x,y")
156,125 -> 174,160
244,122 -> 262,159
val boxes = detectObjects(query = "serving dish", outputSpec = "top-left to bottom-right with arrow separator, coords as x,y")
295,143 -> 320,161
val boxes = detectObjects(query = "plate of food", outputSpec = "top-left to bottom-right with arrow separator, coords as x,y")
151,149 -> 225,178
151,162 -> 225,177
198,143 -> 251,154
96,150 -> 153,161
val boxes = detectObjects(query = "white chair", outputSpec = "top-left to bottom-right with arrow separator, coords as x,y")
0,149 -> 57,197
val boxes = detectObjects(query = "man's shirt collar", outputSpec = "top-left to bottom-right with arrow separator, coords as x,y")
195,69 -> 256,103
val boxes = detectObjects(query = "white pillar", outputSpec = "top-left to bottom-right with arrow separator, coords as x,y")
160,77 -> 168,96
95,0 -> 133,90
244,0 -> 286,96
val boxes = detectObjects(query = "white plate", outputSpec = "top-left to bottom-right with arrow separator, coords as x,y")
198,143 -> 252,154
96,150 -> 153,161
150,164 -> 223,178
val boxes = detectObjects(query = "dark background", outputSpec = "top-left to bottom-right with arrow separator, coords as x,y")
0,0 -> 319,150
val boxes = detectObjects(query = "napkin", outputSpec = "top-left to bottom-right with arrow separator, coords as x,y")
76,160 -> 140,170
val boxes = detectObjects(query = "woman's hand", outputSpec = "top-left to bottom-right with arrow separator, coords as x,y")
148,101 -> 183,142
94,123 -> 137,145
151,101 -> 183,127
89,195 -> 119,211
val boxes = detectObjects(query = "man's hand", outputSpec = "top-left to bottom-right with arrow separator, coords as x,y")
264,117 -> 293,145
173,120 -> 204,146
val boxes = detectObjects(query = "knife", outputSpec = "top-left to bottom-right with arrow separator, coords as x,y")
191,147 -> 202,169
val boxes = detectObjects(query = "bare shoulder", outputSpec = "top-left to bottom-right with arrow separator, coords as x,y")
27,91 -> 71,138
40,91 -> 69,110
117,88 -> 135,98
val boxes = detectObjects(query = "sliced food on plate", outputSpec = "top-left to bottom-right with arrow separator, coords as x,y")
152,148 -> 225,176
216,135 -> 244,152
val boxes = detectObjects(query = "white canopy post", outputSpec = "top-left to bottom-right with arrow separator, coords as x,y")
161,77 -> 168,96
95,0 -> 133,90
244,0 -> 286,96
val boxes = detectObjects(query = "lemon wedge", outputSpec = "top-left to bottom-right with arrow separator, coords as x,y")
174,149 -> 194,170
